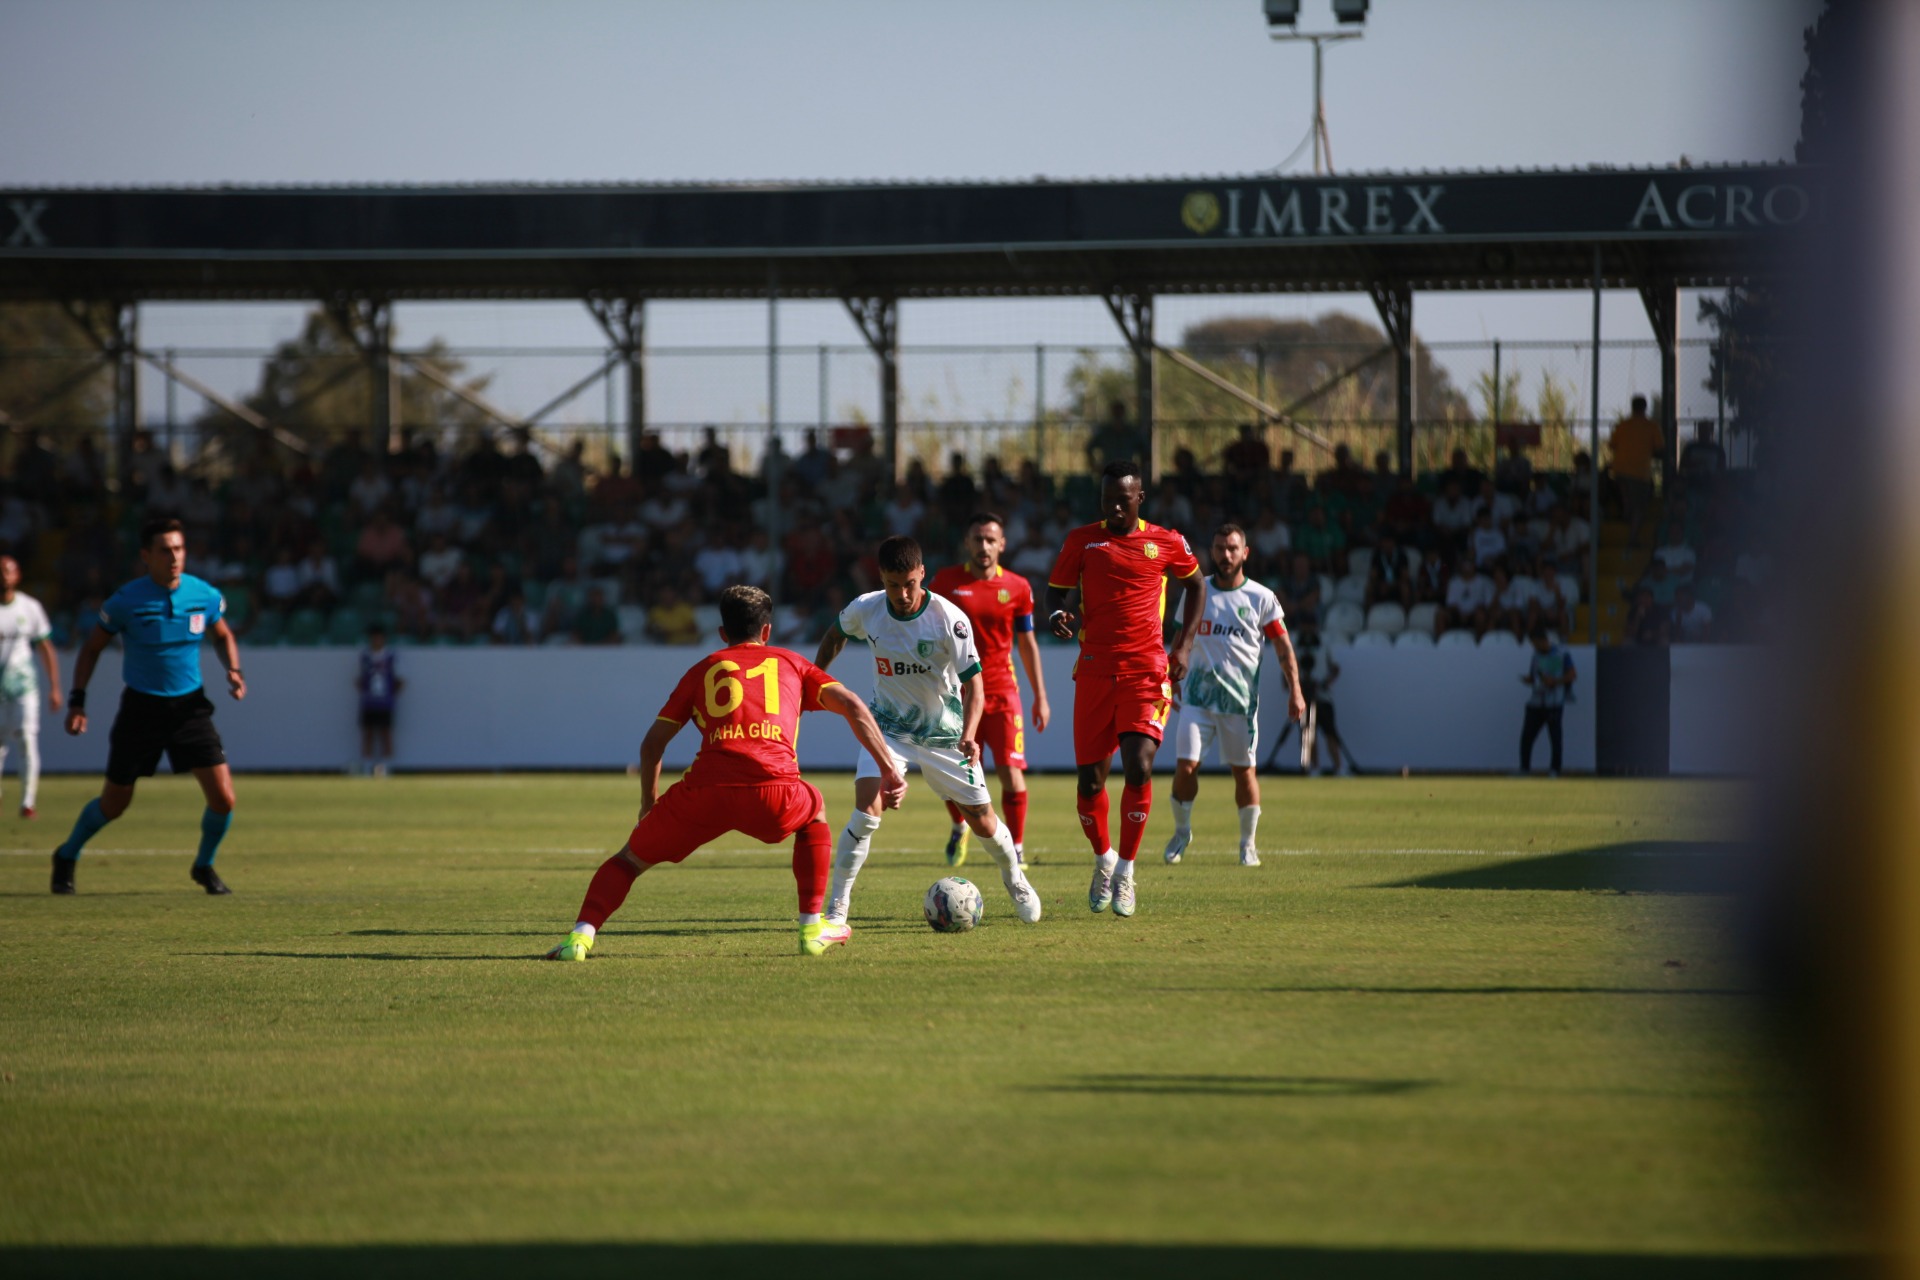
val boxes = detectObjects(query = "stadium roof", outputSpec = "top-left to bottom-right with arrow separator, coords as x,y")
0,164 -> 1811,302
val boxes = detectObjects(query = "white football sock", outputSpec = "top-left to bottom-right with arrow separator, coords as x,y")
828,810 -> 883,920
1113,856 -> 1135,882
1096,848 -> 1119,873
982,821 -> 1024,884
1171,797 -> 1194,836
1238,804 -> 1261,851
799,912 -> 821,927
20,729 -> 38,808
571,922 -> 597,940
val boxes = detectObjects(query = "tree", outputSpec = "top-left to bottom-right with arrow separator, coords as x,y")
195,308 -> 496,458
0,304 -> 114,436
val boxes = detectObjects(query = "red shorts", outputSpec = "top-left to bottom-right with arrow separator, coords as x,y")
976,708 -> 1027,770
625,778 -> 825,864
1073,668 -> 1173,765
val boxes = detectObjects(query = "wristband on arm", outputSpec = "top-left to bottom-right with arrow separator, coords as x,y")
69,688 -> 85,710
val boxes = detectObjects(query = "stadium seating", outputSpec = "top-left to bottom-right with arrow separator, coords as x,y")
324,608 -> 366,645
1406,602 -> 1440,635
283,609 -> 327,647
1437,629 -> 1478,649
249,609 -> 285,646
615,604 -> 648,643
691,604 -> 723,639
1479,630 -> 1522,649
1322,601 -> 1365,638
1351,630 -> 1393,649
1364,603 -> 1406,635
1333,575 -> 1368,606
1394,629 -> 1435,648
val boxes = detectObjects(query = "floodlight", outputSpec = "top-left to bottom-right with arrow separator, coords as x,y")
1331,0 -> 1369,24
1264,0 -> 1300,27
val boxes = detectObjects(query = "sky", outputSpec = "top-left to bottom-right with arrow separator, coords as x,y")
0,0 -> 1821,431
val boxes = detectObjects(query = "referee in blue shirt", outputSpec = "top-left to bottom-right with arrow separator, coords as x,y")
52,517 -> 247,895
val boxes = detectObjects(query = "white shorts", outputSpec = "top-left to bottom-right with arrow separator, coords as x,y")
0,694 -> 39,739
855,734 -> 991,808
1173,703 -> 1258,769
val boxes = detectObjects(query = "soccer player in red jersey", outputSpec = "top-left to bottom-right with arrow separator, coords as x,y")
1045,460 -> 1204,918
544,585 -> 906,960
927,512 -> 1050,867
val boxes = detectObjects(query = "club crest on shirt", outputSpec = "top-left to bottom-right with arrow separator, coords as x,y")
188,612 -> 206,635
1144,542 -> 1161,560
917,640 -> 938,659
997,589 -> 1011,604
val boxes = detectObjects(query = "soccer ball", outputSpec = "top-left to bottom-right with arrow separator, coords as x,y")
923,876 -> 984,933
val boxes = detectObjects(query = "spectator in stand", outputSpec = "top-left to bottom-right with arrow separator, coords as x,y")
1153,476 -> 1194,535
437,561 -> 486,640
1480,477 -> 1521,529
1490,563 -> 1533,637
549,438 -> 588,508
1009,530 -> 1055,585
646,584 -> 700,645
588,455 -> 643,518
784,523 -> 837,607
417,532 -> 463,591
1519,624 -> 1576,776
1468,509 -> 1508,568
1608,394 -> 1665,547
1627,586 -> 1669,646
1542,503 -> 1592,582
1086,400 -> 1146,472
1412,551 -> 1448,606
295,543 -> 340,611
638,482 -> 689,533
1270,449 -> 1305,517
540,557 -> 593,637
1317,443 -> 1366,496
570,585 -> 621,646
347,457 -> 392,517
882,483 -> 926,538
263,547 -> 303,610
633,431 -> 677,485
1681,420 -> 1726,488
1532,571 -> 1573,636
693,533 -> 744,599
1167,447 -> 1204,500
1526,472 -> 1560,521
1431,479 -> 1478,551
1293,505 -> 1345,572
1438,556 -> 1495,638
1249,506 -> 1291,576
1222,423 -> 1269,475
1275,552 -> 1322,634
936,452 -> 977,527
1671,583 -> 1714,643
1365,533 -> 1413,610
491,588 -> 539,645
1652,523 -> 1697,579
739,527 -> 781,590
792,429 -> 834,488
1571,449 -> 1596,502
1438,447 -> 1485,497
1382,477 -> 1431,544
1495,441 -> 1533,495
1636,557 -> 1681,609
385,569 -> 435,641
695,427 -> 731,481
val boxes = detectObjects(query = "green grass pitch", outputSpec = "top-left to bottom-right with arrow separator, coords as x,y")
0,773 -> 1855,1277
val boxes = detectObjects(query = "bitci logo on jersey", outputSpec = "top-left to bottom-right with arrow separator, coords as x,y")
877,656 -> 933,677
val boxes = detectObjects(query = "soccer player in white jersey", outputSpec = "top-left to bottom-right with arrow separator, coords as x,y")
0,556 -> 61,818
1164,524 -> 1306,867
814,535 -> 1042,928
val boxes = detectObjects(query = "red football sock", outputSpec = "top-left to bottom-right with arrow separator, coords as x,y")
1003,788 -> 1028,846
793,821 -> 831,916
944,800 -> 966,827
578,853 -> 641,930
1075,788 -> 1110,856
1118,781 -> 1153,862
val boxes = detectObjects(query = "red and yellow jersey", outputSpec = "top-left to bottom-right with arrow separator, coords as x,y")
1048,519 -> 1201,676
928,563 -> 1034,714
656,644 -> 840,787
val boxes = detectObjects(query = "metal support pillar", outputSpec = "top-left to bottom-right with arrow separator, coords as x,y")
1589,247 -> 1605,634
1102,290 -> 1156,480
1639,276 -> 1680,481
1369,280 -> 1414,475
587,296 -> 646,465
843,296 -> 899,482
111,301 -> 138,463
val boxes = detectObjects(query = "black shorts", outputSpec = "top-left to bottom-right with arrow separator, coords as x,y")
106,687 -> 227,786
359,707 -> 393,730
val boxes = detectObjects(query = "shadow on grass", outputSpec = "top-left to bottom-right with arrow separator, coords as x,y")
1146,985 -> 1756,997
1386,841 -> 1745,894
1026,1073 -> 1434,1098
0,1244 -> 1863,1280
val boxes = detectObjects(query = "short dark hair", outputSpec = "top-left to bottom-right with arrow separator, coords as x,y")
718,584 -> 773,641
966,511 -> 1006,534
876,536 -> 923,575
139,516 -> 184,550
1213,522 -> 1246,543
1528,623 -> 1550,642
1100,459 -> 1141,485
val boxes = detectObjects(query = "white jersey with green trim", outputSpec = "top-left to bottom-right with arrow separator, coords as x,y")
1183,578 -> 1285,717
0,592 -> 51,700
836,589 -> 982,748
